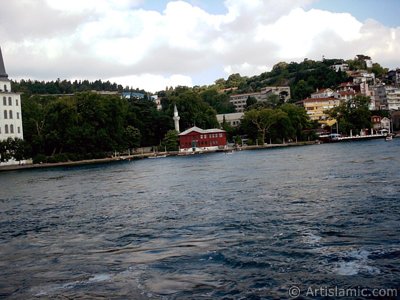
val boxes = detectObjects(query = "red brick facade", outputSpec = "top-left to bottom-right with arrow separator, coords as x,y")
179,127 -> 227,151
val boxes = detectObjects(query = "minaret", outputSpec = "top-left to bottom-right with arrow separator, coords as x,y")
173,104 -> 180,133
0,47 -> 9,79
0,46 -> 24,143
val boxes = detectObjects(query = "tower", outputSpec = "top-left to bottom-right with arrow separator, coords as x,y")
0,46 -> 24,141
173,104 -> 180,133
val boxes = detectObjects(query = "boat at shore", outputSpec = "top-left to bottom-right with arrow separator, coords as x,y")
385,134 -> 394,141
318,133 -> 387,143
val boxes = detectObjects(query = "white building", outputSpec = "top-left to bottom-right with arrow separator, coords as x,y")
370,84 -> 387,110
216,112 -> 244,127
311,88 -> 335,99
386,86 -> 400,110
0,47 -> 23,141
229,86 -> 290,112
331,63 -> 349,72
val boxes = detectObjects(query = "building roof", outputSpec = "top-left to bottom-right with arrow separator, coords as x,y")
216,112 -> 244,122
179,126 -> 226,136
302,97 -> 338,103
0,47 -> 9,79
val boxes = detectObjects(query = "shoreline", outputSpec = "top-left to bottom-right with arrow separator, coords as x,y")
0,140 -> 331,172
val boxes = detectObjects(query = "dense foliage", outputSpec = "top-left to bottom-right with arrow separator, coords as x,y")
3,55 -> 389,164
326,95 -> 372,135
21,92 -> 170,162
213,59 -> 349,100
241,104 -> 313,144
12,79 -> 126,96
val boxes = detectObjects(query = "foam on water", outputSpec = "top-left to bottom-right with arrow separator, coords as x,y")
329,249 -> 381,276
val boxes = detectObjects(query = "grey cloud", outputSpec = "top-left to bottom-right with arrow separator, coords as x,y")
0,0 -> 87,41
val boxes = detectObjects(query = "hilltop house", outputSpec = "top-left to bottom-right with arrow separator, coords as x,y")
229,86 -> 290,112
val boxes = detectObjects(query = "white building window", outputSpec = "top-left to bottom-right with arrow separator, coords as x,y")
4,110 -> 7,119
3,97 -> 6,105
9,110 -> 13,119
16,99 -> 19,106
10,124 -> 14,134
5,124 -> 8,134
18,127 -> 20,134
8,97 -> 12,106
17,112 -> 20,119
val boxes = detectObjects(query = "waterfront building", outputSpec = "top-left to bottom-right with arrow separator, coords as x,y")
179,126 -> 226,152
216,112 -> 244,127
380,117 -> 391,131
0,47 -> 23,141
371,115 -> 382,130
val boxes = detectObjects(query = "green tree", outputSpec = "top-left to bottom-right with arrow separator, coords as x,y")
327,95 -> 372,134
279,103 -> 310,138
292,80 -> 314,100
243,108 -> 287,144
0,139 -> 12,162
246,96 -> 257,108
162,130 -> 179,151
124,126 -> 141,149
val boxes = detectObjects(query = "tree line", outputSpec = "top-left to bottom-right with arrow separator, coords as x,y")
2,55 -> 389,164
11,79 -> 126,96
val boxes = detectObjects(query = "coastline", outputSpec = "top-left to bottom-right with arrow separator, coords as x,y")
0,141 -> 317,172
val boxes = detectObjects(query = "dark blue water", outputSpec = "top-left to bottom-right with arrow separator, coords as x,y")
1,139 -> 400,299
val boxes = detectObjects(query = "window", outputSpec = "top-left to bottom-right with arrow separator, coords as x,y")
10,124 -> 14,134
17,112 -> 20,119
4,110 -> 7,119
3,85 -> 6,92
16,99 -> 19,106
8,97 -> 12,106
9,110 -> 13,119
5,124 -> 8,134
3,97 -> 6,106
18,127 -> 21,134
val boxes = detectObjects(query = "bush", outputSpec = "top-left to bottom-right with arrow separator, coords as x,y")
33,154 -> 47,164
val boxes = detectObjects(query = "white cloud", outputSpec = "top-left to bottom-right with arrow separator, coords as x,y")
1,0 -> 399,91
107,73 -> 193,92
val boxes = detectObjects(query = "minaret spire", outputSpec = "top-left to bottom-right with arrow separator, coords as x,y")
0,46 -> 9,79
173,104 -> 180,133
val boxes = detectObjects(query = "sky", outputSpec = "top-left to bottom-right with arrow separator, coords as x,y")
1,0 -> 399,92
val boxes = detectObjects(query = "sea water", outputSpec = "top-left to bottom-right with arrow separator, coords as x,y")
1,139 -> 399,299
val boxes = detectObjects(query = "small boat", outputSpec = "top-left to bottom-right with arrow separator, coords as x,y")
148,154 -> 167,158
385,135 -> 393,141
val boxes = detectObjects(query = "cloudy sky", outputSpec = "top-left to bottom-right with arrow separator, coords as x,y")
1,0 -> 399,92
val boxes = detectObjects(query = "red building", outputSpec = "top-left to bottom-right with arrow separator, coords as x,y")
179,126 -> 227,152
